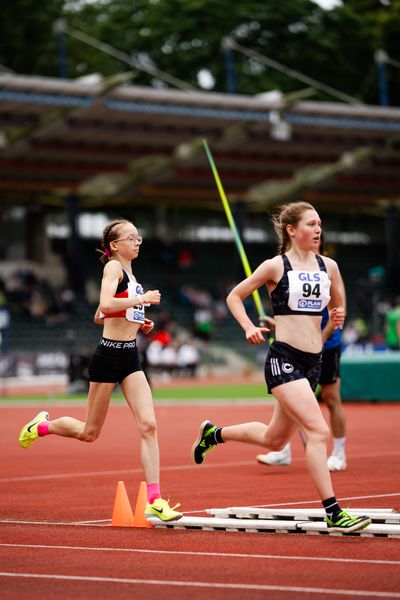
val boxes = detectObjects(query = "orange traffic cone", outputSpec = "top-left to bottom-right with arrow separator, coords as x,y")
111,481 -> 135,527
133,480 -> 154,528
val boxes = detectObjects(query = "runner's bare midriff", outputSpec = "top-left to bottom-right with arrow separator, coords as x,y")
102,318 -> 141,341
274,314 -> 323,353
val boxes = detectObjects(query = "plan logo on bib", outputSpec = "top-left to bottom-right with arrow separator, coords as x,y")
298,299 -> 322,310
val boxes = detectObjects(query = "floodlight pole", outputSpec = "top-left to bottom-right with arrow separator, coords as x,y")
222,37 -> 236,94
53,19 -> 68,79
66,193 -> 86,297
375,50 -> 389,107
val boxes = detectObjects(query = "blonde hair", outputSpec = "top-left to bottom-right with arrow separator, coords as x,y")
271,202 -> 315,254
97,219 -> 131,265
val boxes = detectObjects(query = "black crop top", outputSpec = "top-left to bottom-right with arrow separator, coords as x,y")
270,254 -> 331,316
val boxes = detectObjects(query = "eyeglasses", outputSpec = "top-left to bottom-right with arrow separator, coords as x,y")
113,235 -> 143,245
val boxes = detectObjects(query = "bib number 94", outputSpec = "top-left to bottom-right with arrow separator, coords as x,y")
302,282 -> 321,298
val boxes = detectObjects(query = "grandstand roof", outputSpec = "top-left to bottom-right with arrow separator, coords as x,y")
1,73 -> 400,214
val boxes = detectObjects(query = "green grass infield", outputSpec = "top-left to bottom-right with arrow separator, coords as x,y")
1,382 -> 271,403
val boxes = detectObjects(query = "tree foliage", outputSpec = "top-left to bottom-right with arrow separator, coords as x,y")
1,0 -> 400,106
0,0 -> 65,75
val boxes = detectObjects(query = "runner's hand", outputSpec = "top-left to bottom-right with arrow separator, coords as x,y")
245,324 -> 269,345
330,307 -> 345,329
140,318 -> 154,335
142,290 -> 161,305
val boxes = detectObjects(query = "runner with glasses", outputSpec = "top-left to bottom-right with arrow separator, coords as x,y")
19,219 -> 182,523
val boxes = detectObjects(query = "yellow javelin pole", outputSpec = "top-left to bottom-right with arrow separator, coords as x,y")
203,139 -> 266,319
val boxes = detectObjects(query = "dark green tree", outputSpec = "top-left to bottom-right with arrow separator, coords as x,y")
2,0 -> 399,105
342,0 -> 400,104
62,0 -> 376,102
1,0 -> 65,75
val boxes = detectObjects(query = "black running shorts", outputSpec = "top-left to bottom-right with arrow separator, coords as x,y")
264,341 -> 322,393
319,345 -> 341,385
88,337 -> 142,383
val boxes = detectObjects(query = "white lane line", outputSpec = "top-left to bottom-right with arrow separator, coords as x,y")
0,572 -> 399,597
185,493 -> 400,515
0,520 -> 108,527
0,461 -> 254,484
1,450 -> 400,484
0,543 -> 399,566
249,493 -> 400,509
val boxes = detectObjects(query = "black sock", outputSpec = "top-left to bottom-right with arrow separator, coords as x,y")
214,427 -> 225,444
322,496 -> 342,521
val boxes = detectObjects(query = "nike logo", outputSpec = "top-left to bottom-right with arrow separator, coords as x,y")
27,421 -> 39,433
151,507 -> 163,514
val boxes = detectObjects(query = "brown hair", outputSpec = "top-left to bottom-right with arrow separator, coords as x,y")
97,219 -> 131,265
271,202 -> 315,254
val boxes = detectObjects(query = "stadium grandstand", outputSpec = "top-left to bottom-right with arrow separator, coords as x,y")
0,72 -> 399,393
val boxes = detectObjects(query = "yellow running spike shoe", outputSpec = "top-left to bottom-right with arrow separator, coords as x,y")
145,498 -> 182,522
325,511 -> 371,534
19,411 -> 49,449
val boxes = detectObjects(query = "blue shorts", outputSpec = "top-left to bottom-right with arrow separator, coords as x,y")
88,337 -> 142,383
264,341 -> 322,393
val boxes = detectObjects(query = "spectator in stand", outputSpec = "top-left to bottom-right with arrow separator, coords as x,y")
342,317 -> 368,350
177,338 -> 200,378
146,339 -> 163,376
193,307 -> 214,341
178,248 -> 195,269
0,278 -> 11,353
159,343 -> 177,378
385,296 -> 400,350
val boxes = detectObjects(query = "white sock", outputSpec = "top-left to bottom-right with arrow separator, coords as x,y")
281,442 -> 291,457
332,437 -> 346,456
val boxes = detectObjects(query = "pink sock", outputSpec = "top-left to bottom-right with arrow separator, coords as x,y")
37,421 -> 50,437
147,483 -> 161,504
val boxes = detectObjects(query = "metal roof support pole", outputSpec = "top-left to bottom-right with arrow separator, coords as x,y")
222,37 -> 236,95
375,50 -> 390,107
232,198 -> 249,280
65,193 -> 86,298
25,206 -> 47,264
53,20 -> 69,79
385,203 -> 400,294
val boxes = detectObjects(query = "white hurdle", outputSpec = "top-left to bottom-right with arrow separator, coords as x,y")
147,507 -> 400,537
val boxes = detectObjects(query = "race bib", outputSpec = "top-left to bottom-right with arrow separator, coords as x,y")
126,282 -> 145,323
287,270 -> 330,313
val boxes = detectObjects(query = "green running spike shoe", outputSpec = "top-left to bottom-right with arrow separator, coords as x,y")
19,411 -> 49,449
325,510 -> 372,534
145,498 -> 182,522
191,420 -> 218,465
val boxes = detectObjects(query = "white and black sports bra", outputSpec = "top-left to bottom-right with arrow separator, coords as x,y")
270,254 -> 331,316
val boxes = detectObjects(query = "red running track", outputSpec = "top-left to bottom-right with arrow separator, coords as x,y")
1,402 -> 400,599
